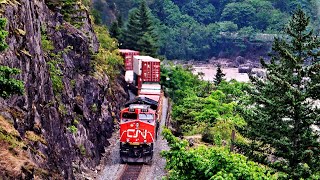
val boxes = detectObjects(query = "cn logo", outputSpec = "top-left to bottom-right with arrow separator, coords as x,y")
127,129 -> 147,139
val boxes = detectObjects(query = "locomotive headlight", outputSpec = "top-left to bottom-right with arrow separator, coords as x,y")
136,123 -> 139,128
144,139 -> 147,143
126,138 -> 130,142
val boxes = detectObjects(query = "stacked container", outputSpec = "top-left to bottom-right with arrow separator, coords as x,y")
119,49 -> 140,83
133,56 -> 161,89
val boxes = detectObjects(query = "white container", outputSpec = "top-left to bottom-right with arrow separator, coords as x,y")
141,83 -> 161,90
125,71 -> 134,83
138,95 -> 160,102
133,55 -> 154,76
139,83 -> 161,95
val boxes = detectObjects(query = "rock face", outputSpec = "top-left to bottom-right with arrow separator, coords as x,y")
0,0 -> 128,179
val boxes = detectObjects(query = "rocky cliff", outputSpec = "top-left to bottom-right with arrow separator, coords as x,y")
0,0 -> 128,179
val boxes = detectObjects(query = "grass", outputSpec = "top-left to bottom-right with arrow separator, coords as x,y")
0,116 -> 34,177
58,103 -> 67,116
91,103 -> 98,112
25,131 -> 47,145
0,116 -> 24,149
68,125 -> 77,134
0,115 -> 52,178
79,144 -> 86,156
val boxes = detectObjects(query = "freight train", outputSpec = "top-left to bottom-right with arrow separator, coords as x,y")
119,49 -> 162,163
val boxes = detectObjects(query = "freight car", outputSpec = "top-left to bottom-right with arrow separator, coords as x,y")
119,49 -> 162,163
133,56 -> 161,89
119,49 -> 140,83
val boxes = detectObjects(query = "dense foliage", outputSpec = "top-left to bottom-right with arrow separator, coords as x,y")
161,128 -> 279,180
0,18 -> 24,98
161,65 -> 248,145
238,9 -> 320,179
45,0 -> 87,28
94,0 -> 319,60
91,25 -> 123,80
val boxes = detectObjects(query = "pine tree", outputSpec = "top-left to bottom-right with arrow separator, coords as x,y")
109,21 -> 121,39
121,0 -> 158,55
138,32 -> 158,56
110,15 -> 124,40
0,18 -> 24,98
117,15 -> 123,28
138,1 -> 154,34
239,8 -> 320,179
214,64 -> 225,85
121,8 -> 141,50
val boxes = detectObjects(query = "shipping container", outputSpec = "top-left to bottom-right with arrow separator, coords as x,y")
119,49 -> 140,70
133,73 -> 143,89
125,71 -> 134,83
139,83 -> 161,95
141,59 -> 161,82
138,95 -> 160,102
133,56 -> 154,76
133,56 -> 161,82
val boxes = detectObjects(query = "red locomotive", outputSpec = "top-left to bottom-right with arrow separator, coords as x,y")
119,50 -> 162,163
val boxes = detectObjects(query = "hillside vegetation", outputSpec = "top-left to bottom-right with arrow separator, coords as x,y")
93,0 -> 319,60
160,8 -> 320,179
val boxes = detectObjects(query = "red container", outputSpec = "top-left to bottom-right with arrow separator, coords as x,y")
141,59 -> 161,82
119,49 -> 140,70
136,75 -> 142,89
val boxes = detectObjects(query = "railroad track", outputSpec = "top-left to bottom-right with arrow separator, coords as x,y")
119,164 -> 143,180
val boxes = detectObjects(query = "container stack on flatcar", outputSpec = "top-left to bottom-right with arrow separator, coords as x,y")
119,49 -> 140,83
119,49 -> 162,163
133,55 -> 161,89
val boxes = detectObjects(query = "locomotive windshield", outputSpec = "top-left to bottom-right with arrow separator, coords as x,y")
122,113 -> 137,121
139,114 -> 154,121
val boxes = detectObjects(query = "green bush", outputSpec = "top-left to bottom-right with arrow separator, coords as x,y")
91,25 -> 123,80
47,60 -> 63,95
162,65 -> 248,137
161,128 -> 281,179
40,27 -> 64,96
0,18 -> 24,98
79,144 -> 86,155
67,125 -> 77,134
45,0 -> 85,28
41,30 -> 54,54
201,126 -> 214,144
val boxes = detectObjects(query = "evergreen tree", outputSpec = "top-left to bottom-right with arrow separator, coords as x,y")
92,9 -> 102,25
0,18 -> 24,98
214,64 -> 225,86
138,32 -> 158,56
109,21 -> 121,39
110,15 -> 124,41
121,8 -> 141,50
122,0 -> 158,55
138,1 -> 154,34
117,15 -> 123,28
239,8 -> 320,179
